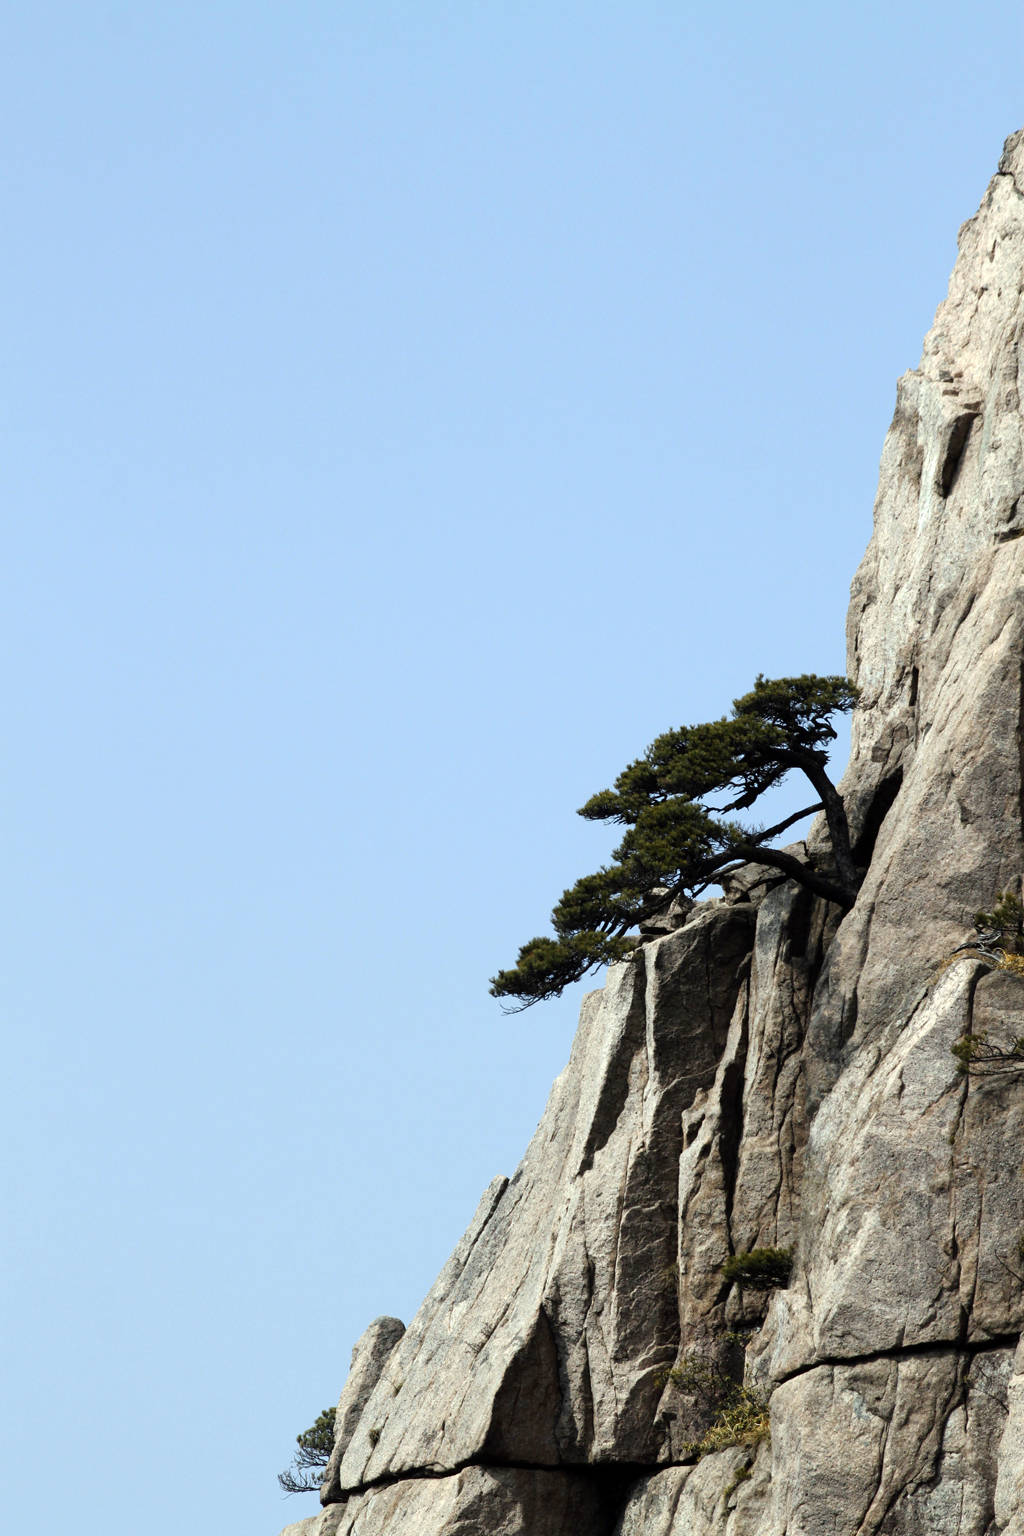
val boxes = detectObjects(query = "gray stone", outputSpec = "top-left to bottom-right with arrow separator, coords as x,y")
763,1348 -> 1012,1536
746,127 -> 1024,1399
717,847 -> 807,906
995,1339 -> 1024,1534
321,1315 -> 405,1503
277,1518 -> 322,1536
638,891 -> 694,938
614,1444 -> 771,1536
276,129 -> 1024,1536
323,1467 -> 610,1536
332,905 -> 754,1494
277,1507 -> 346,1536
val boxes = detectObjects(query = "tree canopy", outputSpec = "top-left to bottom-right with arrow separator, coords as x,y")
490,675 -> 859,1008
277,1406 -> 335,1496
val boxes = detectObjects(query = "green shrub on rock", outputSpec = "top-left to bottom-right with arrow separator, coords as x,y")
721,1247 -> 792,1291
952,1030 -> 1024,1075
658,1355 -> 771,1459
490,675 -> 860,1008
277,1406 -> 336,1495
973,889 -> 1024,952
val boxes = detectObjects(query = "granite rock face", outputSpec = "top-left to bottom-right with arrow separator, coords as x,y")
288,1468 -> 615,1536
614,1443 -> 772,1536
277,131 -> 1024,1536
320,1315 -> 404,1503
332,904 -> 754,1493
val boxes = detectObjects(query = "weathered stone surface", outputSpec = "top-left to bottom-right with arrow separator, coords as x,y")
743,129 -> 1024,1401
748,961 -> 1024,1385
321,1315 -> 405,1503
332,905 -> 754,1493
839,134 -> 1024,1015
638,892 -> 694,939
277,1517 -> 321,1536
304,1467 -> 612,1536
995,1339 -> 1024,1533
764,1347 -> 1012,1536
275,130 -> 1024,1536
654,878 -> 834,1454
614,1443 -> 771,1536
277,1506 -> 346,1536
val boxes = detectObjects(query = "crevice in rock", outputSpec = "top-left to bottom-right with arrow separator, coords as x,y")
774,1330 -> 1019,1387
867,1354 -> 969,1536
949,589 -> 977,646
936,411 -> 979,497
839,981 -> 859,1052
995,166 -> 1024,202
332,1335 -> 1021,1515
964,961 -> 987,1037
851,768 -> 904,869
577,953 -> 648,1176
482,1306 -> 562,1464
718,1029 -> 748,1249
1018,642 -> 1024,861
785,886 -> 814,960
333,1451 -> 697,1508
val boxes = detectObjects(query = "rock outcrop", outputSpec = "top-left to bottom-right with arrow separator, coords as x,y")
278,130 -> 1024,1536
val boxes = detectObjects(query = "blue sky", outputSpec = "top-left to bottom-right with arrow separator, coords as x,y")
3,5 -> 1022,1532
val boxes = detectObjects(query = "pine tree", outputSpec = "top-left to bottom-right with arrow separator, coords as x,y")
277,1407 -> 335,1495
490,675 -> 859,1008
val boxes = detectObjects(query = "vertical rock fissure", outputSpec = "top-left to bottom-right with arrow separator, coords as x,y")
717,1019 -> 748,1253
1018,642 -> 1024,843
851,768 -> 904,869
937,411 -> 979,497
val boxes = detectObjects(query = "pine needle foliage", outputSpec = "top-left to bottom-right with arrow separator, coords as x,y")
277,1407 -> 335,1496
721,1247 -> 793,1291
491,675 -> 859,1008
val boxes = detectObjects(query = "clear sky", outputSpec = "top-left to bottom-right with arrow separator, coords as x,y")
3,4 -> 1022,1533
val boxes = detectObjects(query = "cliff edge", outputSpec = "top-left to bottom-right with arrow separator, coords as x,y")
279,130 -> 1024,1536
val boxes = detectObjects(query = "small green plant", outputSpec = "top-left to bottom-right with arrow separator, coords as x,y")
277,1406 -> 335,1496
687,1384 -> 770,1457
945,892 -> 1024,1074
721,1247 -> 793,1291
368,1426 -> 382,1448
722,1455 -> 756,1505
974,890 -> 1024,951
943,890 -> 1024,979
723,1326 -> 759,1349
658,1356 -> 727,1396
658,1354 -> 771,1460
952,1031 -> 1024,1075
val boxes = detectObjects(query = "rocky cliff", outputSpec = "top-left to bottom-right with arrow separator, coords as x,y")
279,131 -> 1024,1536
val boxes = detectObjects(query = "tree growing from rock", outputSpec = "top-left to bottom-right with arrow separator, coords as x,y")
721,1247 -> 793,1291
949,889 -> 1024,1074
490,675 -> 859,1008
277,1407 -> 335,1496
